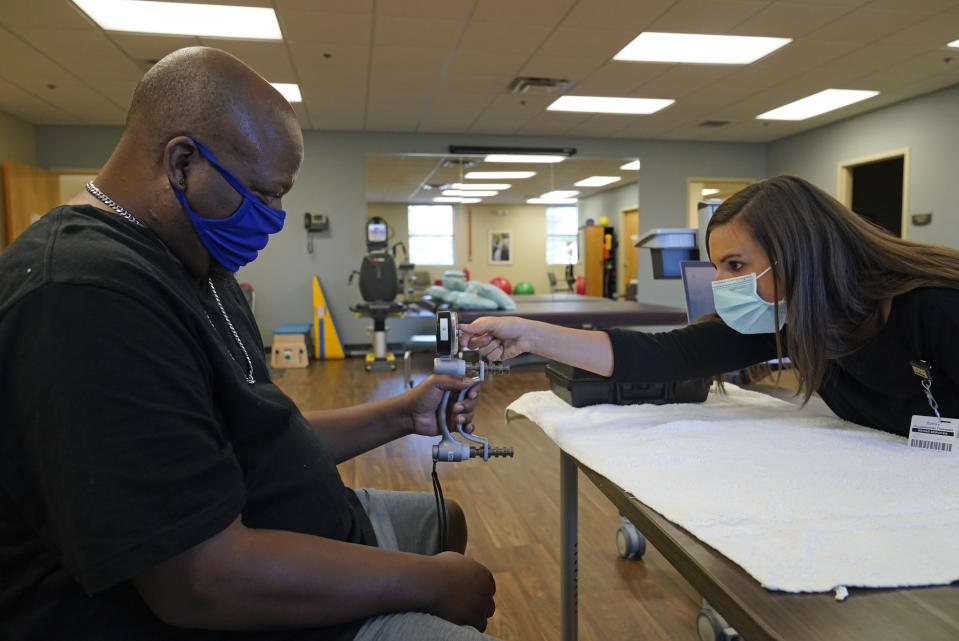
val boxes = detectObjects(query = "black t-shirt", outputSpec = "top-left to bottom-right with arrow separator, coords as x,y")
607,286 -> 959,437
0,206 -> 375,640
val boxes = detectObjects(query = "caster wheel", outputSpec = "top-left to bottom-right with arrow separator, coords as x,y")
696,608 -> 740,641
615,520 -> 646,559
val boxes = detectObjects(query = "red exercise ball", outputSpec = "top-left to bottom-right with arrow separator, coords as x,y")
490,276 -> 512,295
575,275 -> 585,295
462,268 -> 470,281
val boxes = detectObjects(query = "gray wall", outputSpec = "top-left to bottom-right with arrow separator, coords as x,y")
21,82 -> 959,345
767,83 -> 959,251
33,127 -> 766,345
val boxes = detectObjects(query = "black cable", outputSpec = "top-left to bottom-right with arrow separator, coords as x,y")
431,460 -> 447,552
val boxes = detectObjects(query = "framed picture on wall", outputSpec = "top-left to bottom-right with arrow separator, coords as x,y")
488,230 -> 512,265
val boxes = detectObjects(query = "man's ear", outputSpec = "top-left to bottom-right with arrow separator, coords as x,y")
165,136 -> 198,192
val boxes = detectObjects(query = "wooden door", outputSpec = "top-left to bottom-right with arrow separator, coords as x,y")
584,225 -> 604,296
2,159 -> 61,249
621,208 -> 638,295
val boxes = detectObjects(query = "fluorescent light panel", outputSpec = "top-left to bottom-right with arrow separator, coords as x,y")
528,198 -> 577,204
548,96 -> 674,115
465,171 -> 536,179
620,160 -> 640,170
541,190 -> 579,199
948,38 -> 959,48
702,188 -> 720,196
270,83 -> 301,103
434,197 -> 481,204
757,89 -> 879,121
450,183 -> 511,190
614,32 -> 791,64
575,176 -> 621,187
484,154 -> 566,163
72,0 -> 282,39
442,190 -> 497,197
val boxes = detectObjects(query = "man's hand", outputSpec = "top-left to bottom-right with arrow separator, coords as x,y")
423,551 -> 496,631
406,375 -> 479,437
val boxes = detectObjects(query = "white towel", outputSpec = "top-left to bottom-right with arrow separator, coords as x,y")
506,386 -> 959,593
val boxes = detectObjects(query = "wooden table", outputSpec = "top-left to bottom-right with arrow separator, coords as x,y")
549,445 -> 959,641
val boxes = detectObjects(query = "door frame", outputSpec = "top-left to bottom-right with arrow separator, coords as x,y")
837,148 -> 910,239
619,206 -> 638,295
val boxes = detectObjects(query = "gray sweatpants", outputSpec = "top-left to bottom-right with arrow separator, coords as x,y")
350,489 -> 501,641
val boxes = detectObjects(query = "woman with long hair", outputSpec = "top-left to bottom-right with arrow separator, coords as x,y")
460,175 -> 959,436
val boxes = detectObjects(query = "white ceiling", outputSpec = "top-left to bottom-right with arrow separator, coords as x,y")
2,0 -> 959,202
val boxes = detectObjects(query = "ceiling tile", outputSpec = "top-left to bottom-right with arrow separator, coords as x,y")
278,10 -> 372,46
15,28 -> 144,81
633,64 -> 739,99
864,0 -> 959,11
445,50 -> 527,77
559,0 -> 677,31
537,27 -> 637,61
649,0 -> 772,33
756,39 -> 861,71
458,20 -> 552,55
275,0 -> 371,11
564,115 -> 634,137
471,0 -> 577,26
877,8 -> 959,47
374,15 -> 465,49
728,2 -> 856,38
376,0 -> 474,20
806,7 -> 929,43
573,61 -> 670,95
287,42 -> 370,86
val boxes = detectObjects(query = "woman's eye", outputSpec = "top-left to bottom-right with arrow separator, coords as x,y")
729,261 -> 743,271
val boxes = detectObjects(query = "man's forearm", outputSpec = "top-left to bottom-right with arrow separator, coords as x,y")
302,395 -> 412,463
136,521 -> 447,630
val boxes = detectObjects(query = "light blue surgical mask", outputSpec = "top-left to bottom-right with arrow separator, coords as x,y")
711,266 -> 787,335
171,138 -> 286,272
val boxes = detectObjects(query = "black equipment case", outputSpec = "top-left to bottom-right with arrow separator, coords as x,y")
545,360 -> 711,408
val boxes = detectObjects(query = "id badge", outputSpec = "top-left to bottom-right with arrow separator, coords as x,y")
908,416 -> 957,454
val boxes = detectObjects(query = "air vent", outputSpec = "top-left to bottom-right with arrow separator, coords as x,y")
507,76 -> 571,95
698,120 -> 731,127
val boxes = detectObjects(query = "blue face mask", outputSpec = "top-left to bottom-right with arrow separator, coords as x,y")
171,138 -> 286,272
711,266 -> 787,334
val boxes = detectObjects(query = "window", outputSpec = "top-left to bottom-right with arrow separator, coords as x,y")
408,205 -> 454,265
545,206 -> 578,265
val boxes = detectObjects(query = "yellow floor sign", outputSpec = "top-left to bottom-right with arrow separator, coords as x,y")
312,276 -> 345,360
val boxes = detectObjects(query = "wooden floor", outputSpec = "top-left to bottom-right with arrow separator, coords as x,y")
273,354 -> 703,641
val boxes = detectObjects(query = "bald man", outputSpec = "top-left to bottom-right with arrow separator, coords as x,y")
0,47 -> 500,641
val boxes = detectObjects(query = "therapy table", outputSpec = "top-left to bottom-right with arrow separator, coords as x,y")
455,298 -> 687,329
506,387 -> 959,641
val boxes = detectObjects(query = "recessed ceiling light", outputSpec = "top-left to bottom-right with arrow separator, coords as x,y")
528,198 -> 578,204
575,176 -> 621,187
484,154 -> 567,163
450,183 -> 511,190
757,89 -> 879,120
72,0 -> 282,39
614,32 -> 791,64
702,188 -> 720,196
465,171 -> 536,179
434,196 -> 482,204
443,190 -> 497,197
541,190 -> 579,199
270,83 -> 301,103
620,160 -> 640,170
548,96 -> 674,115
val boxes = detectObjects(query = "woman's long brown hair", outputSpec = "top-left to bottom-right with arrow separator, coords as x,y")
705,175 -> 959,402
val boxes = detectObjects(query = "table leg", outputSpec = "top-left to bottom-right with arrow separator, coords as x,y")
560,450 -> 578,641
